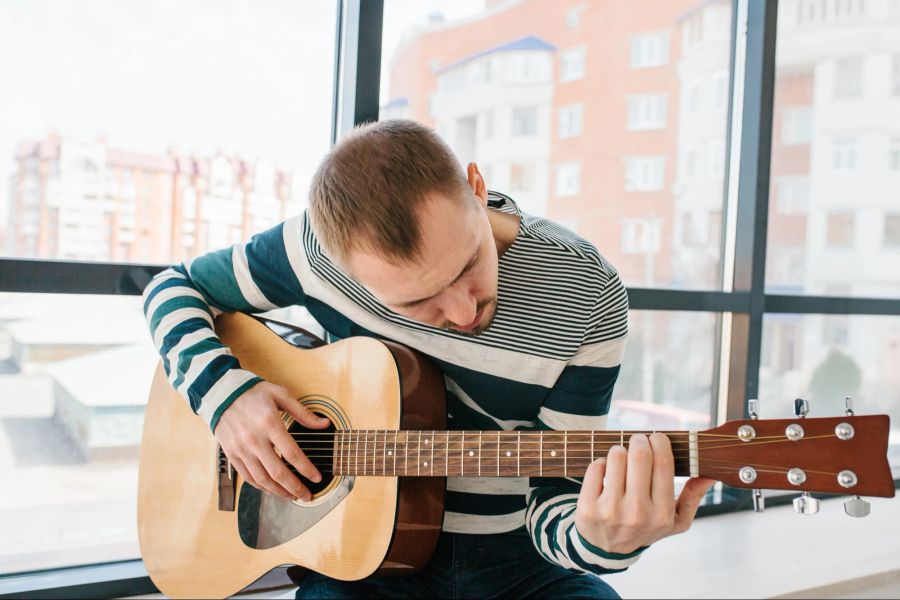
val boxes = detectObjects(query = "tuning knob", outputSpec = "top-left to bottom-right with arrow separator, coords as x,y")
844,395 -> 855,417
844,495 -> 870,518
752,488 -> 765,513
793,397 -> 809,418
793,492 -> 819,515
748,398 -> 759,420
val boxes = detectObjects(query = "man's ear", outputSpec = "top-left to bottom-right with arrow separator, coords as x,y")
466,162 -> 488,207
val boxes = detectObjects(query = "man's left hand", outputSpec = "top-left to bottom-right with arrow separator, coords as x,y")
574,432 -> 715,554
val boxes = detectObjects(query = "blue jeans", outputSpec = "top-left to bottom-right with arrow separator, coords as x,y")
295,531 -> 620,599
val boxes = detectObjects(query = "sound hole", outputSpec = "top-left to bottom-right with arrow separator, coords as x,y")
286,415 -> 335,495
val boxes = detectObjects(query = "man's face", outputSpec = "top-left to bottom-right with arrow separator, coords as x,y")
345,194 -> 500,336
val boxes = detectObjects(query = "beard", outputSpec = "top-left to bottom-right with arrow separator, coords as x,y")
442,296 -> 497,337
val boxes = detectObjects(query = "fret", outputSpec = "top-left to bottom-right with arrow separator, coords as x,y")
517,430 -> 521,477
375,430 -> 379,476
417,431 -> 422,476
564,430 -> 567,477
354,430 -> 359,476
478,431 -> 482,477
496,430 -> 500,477
403,431 -> 409,476
460,431 -> 465,477
539,432 -> 543,476
430,430 -> 435,476
334,431 -> 340,476
590,430 -> 594,463
444,431 -> 449,476
393,430 -> 397,476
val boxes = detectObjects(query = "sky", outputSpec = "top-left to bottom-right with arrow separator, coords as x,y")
0,0 -> 486,230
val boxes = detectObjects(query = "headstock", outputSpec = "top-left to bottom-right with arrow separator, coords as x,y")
699,396 -> 895,516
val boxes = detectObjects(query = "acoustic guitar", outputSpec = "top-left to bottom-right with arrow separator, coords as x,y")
137,311 -> 895,599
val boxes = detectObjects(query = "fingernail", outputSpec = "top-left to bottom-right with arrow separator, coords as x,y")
313,473 -> 322,483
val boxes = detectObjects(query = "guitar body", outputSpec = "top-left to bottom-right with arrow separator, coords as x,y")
138,312 -> 446,598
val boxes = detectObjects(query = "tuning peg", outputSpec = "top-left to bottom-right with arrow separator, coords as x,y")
752,488 -> 765,513
844,395 -> 855,417
748,398 -> 759,420
793,398 -> 809,419
793,492 -> 819,515
844,495 -> 870,518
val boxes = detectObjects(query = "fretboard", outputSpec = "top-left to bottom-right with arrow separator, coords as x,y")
329,430 -> 695,478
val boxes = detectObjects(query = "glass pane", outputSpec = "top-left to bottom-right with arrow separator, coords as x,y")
760,314 -> 900,476
380,0 -> 733,290
766,2 -> 900,298
612,311 -> 718,431
0,292 -> 320,575
1,1 -> 336,265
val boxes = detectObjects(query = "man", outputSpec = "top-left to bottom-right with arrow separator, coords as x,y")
141,119 -> 713,598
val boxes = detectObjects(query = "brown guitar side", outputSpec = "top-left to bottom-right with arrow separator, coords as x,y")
137,313 -> 443,598
376,341 -> 447,576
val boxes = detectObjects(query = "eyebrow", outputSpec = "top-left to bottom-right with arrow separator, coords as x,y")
396,249 -> 480,309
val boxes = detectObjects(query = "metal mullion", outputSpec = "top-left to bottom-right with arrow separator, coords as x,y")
333,0 -> 383,140
0,258 -> 165,295
765,294 -> 900,316
721,0 -> 778,423
628,288 -> 750,313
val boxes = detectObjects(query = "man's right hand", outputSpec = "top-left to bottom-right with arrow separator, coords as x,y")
213,380 -> 331,502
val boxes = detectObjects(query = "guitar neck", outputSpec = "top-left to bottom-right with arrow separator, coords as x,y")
331,430 -> 696,478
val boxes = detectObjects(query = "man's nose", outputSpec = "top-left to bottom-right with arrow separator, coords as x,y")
440,286 -> 478,326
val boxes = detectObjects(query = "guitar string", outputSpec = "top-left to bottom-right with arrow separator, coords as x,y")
282,433 -> 836,455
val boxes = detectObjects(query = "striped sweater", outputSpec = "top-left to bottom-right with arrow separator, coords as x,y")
141,191 -> 643,574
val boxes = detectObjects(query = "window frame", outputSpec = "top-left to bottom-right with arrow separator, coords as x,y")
2,0 -> 899,595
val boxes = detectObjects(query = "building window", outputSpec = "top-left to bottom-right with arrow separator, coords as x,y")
557,104 -> 583,139
826,212 -> 855,248
776,177 -> 810,215
624,156 -> 665,191
509,163 -> 535,192
560,47 -> 586,82
621,218 -> 662,254
555,162 -> 581,197
707,140 -> 725,177
833,139 -> 858,172
889,138 -> 900,171
781,107 -> 813,145
630,31 -> 669,68
714,73 -> 728,113
685,80 -> 701,115
885,214 -> 900,247
834,56 -> 863,99
627,94 -> 667,130
565,4 -> 587,28
511,106 -> 538,136
892,54 -> 900,96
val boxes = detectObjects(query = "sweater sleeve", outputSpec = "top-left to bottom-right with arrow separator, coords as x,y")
141,218 -> 306,432
525,269 -> 646,574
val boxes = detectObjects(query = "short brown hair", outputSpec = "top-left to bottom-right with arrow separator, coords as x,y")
308,119 -> 472,265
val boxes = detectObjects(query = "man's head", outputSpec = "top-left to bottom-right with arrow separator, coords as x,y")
308,119 -> 499,335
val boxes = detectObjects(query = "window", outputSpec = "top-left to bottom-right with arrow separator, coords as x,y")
832,139 -> 858,172
885,214 -> 900,246
826,212 -> 855,247
621,218 -> 662,254
555,162 -> 581,197
685,80 -> 701,115
624,156 -> 665,191
484,109 -> 495,139
892,54 -> 900,96
557,104 -> 583,138
627,94 -> 667,130
559,47 -> 586,82
890,138 -> 900,171
511,106 -> 538,136
509,163 -> 535,192
565,4 -> 587,28
781,107 -> 813,145
776,177 -> 810,215
713,73 -> 728,113
630,31 -> 670,68
834,56 -> 863,98
707,140 -> 725,177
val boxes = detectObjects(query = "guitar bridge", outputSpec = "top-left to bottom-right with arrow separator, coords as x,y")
217,444 -> 236,511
